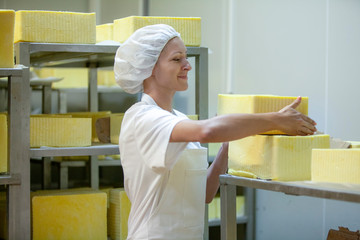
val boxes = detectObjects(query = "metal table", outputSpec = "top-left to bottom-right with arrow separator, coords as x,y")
219,174 -> 360,240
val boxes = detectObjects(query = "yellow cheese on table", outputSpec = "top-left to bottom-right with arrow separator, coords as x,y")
110,113 -> 124,144
14,10 -> 96,44
113,16 -> 201,47
0,10 -> 15,68
34,67 -> 88,88
32,190 -> 107,240
229,134 -> 330,181
312,149 -> 360,184
109,188 -> 131,240
96,23 -> 114,43
348,141 -> 360,148
30,117 -> 91,147
218,94 -> 309,135
0,114 -> 7,173
63,111 -> 111,142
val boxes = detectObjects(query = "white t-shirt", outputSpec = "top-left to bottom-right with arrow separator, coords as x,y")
119,93 -> 202,239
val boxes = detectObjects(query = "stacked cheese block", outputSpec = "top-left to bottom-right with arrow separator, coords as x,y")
0,10 -> 15,68
312,149 -> 360,184
31,189 -> 107,240
109,188 -> 131,240
96,16 -> 201,47
0,114 -> 7,173
208,195 -> 244,221
14,10 -> 96,44
218,94 -> 330,181
30,114 -> 92,147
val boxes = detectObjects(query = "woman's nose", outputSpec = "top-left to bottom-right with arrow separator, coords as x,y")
183,59 -> 192,71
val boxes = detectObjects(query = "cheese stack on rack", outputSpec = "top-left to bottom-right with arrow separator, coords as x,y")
30,115 -> 92,147
312,149 -> 360,184
109,188 -> 131,240
31,189 -> 107,240
14,10 -> 96,44
218,94 -> 330,181
96,23 -> 114,43
0,114 -> 7,173
0,10 -> 15,68
113,16 -> 201,47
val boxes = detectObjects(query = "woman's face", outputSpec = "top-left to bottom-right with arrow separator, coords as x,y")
151,37 -> 192,92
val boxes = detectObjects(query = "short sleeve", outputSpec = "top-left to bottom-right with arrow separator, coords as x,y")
133,106 -> 188,171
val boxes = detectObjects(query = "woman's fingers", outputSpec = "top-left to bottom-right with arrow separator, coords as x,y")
287,96 -> 302,110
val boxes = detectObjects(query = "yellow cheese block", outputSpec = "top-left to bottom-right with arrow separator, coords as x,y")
34,67 -> 88,88
98,69 -> 117,87
30,117 -> 91,147
62,111 -> 111,142
0,114 -> 7,173
229,134 -> 330,181
96,23 -> 114,43
113,16 -> 201,47
14,10 -> 96,44
110,113 -> 124,144
348,141 -> 360,148
32,190 -> 107,240
109,188 -> 131,240
208,195 -> 244,221
0,10 -> 15,68
312,149 -> 360,184
218,94 -> 309,135
0,191 -> 6,239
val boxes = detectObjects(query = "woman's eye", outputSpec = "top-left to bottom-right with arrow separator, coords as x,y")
173,58 -> 180,62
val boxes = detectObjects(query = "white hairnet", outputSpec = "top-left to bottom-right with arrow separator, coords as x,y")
114,24 -> 181,94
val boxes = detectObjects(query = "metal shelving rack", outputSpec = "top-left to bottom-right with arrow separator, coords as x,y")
0,66 -> 31,240
9,42 -> 208,238
219,174 -> 360,240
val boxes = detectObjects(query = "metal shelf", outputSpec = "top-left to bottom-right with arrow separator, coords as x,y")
219,174 -> 360,240
0,66 -> 31,240
220,175 -> 360,203
30,143 -> 120,158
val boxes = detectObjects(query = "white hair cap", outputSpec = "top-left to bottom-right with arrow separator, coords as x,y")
114,24 -> 181,94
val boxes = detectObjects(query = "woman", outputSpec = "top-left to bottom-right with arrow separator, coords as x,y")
114,24 -> 317,240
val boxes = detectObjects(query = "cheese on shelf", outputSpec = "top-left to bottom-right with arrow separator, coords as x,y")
218,94 -> 309,135
0,10 -> 15,68
113,16 -> 201,47
109,188 -> 131,240
110,113 -> 124,144
229,134 -> 330,181
62,111 -> 111,142
30,117 -> 91,147
96,23 -> 114,43
98,69 -> 117,87
312,149 -> 360,184
15,10 -> 96,44
0,114 -> 7,173
348,141 -> 360,148
32,190 -> 107,240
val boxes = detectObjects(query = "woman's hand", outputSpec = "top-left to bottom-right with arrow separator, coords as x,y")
278,96 -> 317,136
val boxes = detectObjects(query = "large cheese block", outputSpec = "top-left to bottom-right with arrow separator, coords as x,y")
110,113 -> 124,144
98,69 -> 117,87
229,134 -> 330,181
312,149 -> 360,184
109,188 -> 131,240
113,16 -> 201,47
30,117 -> 91,147
0,10 -> 15,68
218,94 -> 309,135
0,114 -> 7,173
63,111 -> 111,142
32,189 -> 107,240
14,10 -> 96,44
96,23 -> 114,43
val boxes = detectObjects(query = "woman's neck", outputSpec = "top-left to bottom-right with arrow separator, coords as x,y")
144,90 -> 174,113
